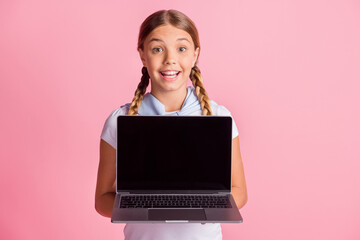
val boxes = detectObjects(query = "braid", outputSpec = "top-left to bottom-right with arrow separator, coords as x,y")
127,67 -> 150,115
190,65 -> 212,115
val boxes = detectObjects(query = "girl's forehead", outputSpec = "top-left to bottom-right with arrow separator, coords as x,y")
145,25 -> 193,44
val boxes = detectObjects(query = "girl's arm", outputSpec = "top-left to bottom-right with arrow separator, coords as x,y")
231,136 -> 248,209
95,139 -> 117,218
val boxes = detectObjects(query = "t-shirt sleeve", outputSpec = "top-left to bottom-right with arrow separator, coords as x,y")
215,105 -> 239,139
100,106 -> 129,149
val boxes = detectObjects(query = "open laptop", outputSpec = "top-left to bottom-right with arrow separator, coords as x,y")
111,115 -> 243,223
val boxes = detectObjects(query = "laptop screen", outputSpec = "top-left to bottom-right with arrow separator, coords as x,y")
116,116 -> 232,191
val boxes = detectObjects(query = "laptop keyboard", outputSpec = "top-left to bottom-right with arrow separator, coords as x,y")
120,195 -> 232,208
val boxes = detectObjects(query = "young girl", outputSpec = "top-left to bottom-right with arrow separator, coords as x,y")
95,9 -> 248,240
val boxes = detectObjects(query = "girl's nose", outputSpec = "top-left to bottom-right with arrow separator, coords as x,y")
164,50 -> 177,65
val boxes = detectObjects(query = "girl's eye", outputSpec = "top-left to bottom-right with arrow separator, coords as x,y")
178,47 -> 186,52
152,47 -> 163,53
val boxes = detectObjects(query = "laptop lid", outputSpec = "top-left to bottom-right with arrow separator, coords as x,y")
116,116 -> 232,193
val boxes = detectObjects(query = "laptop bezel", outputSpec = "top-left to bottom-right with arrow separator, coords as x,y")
116,115 -> 234,194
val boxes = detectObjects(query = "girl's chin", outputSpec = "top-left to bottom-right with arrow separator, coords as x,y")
151,80 -> 188,92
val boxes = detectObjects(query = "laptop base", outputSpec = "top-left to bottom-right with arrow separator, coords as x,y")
111,193 -> 243,223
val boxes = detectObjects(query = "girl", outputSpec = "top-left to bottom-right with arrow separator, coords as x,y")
95,9 -> 248,240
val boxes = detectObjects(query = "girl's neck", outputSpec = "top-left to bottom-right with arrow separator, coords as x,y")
150,87 -> 188,112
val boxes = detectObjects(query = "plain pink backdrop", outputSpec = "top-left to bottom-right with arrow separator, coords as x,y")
1,0 -> 359,239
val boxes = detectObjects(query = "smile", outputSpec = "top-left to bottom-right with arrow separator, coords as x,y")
160,70 -> 181,82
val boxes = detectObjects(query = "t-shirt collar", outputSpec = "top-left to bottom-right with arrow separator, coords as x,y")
137,86 -> 202,116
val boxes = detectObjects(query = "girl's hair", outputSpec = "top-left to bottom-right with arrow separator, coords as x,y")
127,9 -> 212,116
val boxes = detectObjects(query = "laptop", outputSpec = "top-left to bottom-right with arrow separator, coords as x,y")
111,115 -> 243,223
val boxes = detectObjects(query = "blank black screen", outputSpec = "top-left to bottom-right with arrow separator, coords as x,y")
117,116 -> 232,191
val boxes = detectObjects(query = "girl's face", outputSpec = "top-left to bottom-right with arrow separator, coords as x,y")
139,24 -> 199,94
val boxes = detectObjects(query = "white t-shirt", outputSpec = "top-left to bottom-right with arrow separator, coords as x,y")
101,100 -> 239,240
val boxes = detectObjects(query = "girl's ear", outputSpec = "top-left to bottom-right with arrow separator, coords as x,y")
194,47 -> 200,66
138,48 -> 147,67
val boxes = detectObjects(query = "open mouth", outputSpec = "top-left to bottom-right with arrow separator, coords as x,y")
160,71 -> 180,77
160,71 -> 181,81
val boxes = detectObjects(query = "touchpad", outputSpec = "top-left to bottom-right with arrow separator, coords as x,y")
149,209 -> 206,221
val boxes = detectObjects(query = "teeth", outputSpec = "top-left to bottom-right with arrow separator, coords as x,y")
161,71 -> 179,76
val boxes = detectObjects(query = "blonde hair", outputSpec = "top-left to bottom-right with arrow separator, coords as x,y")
127,9 -> 212,115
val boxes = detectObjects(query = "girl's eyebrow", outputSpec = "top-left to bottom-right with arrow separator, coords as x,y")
148,37 -> 191,43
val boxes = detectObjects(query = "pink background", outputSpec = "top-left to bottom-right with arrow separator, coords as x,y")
1,0 -> 359,239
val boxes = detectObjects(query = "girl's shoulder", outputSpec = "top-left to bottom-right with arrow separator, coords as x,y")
210,100 -> 234,117
107,103 -> 130,117
102,103 -> 130,128
101,103 -> 131,149
210,100 -> 239,139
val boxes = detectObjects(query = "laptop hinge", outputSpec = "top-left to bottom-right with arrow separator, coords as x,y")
118,191 -> 230,194
117,190 -> 230,194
